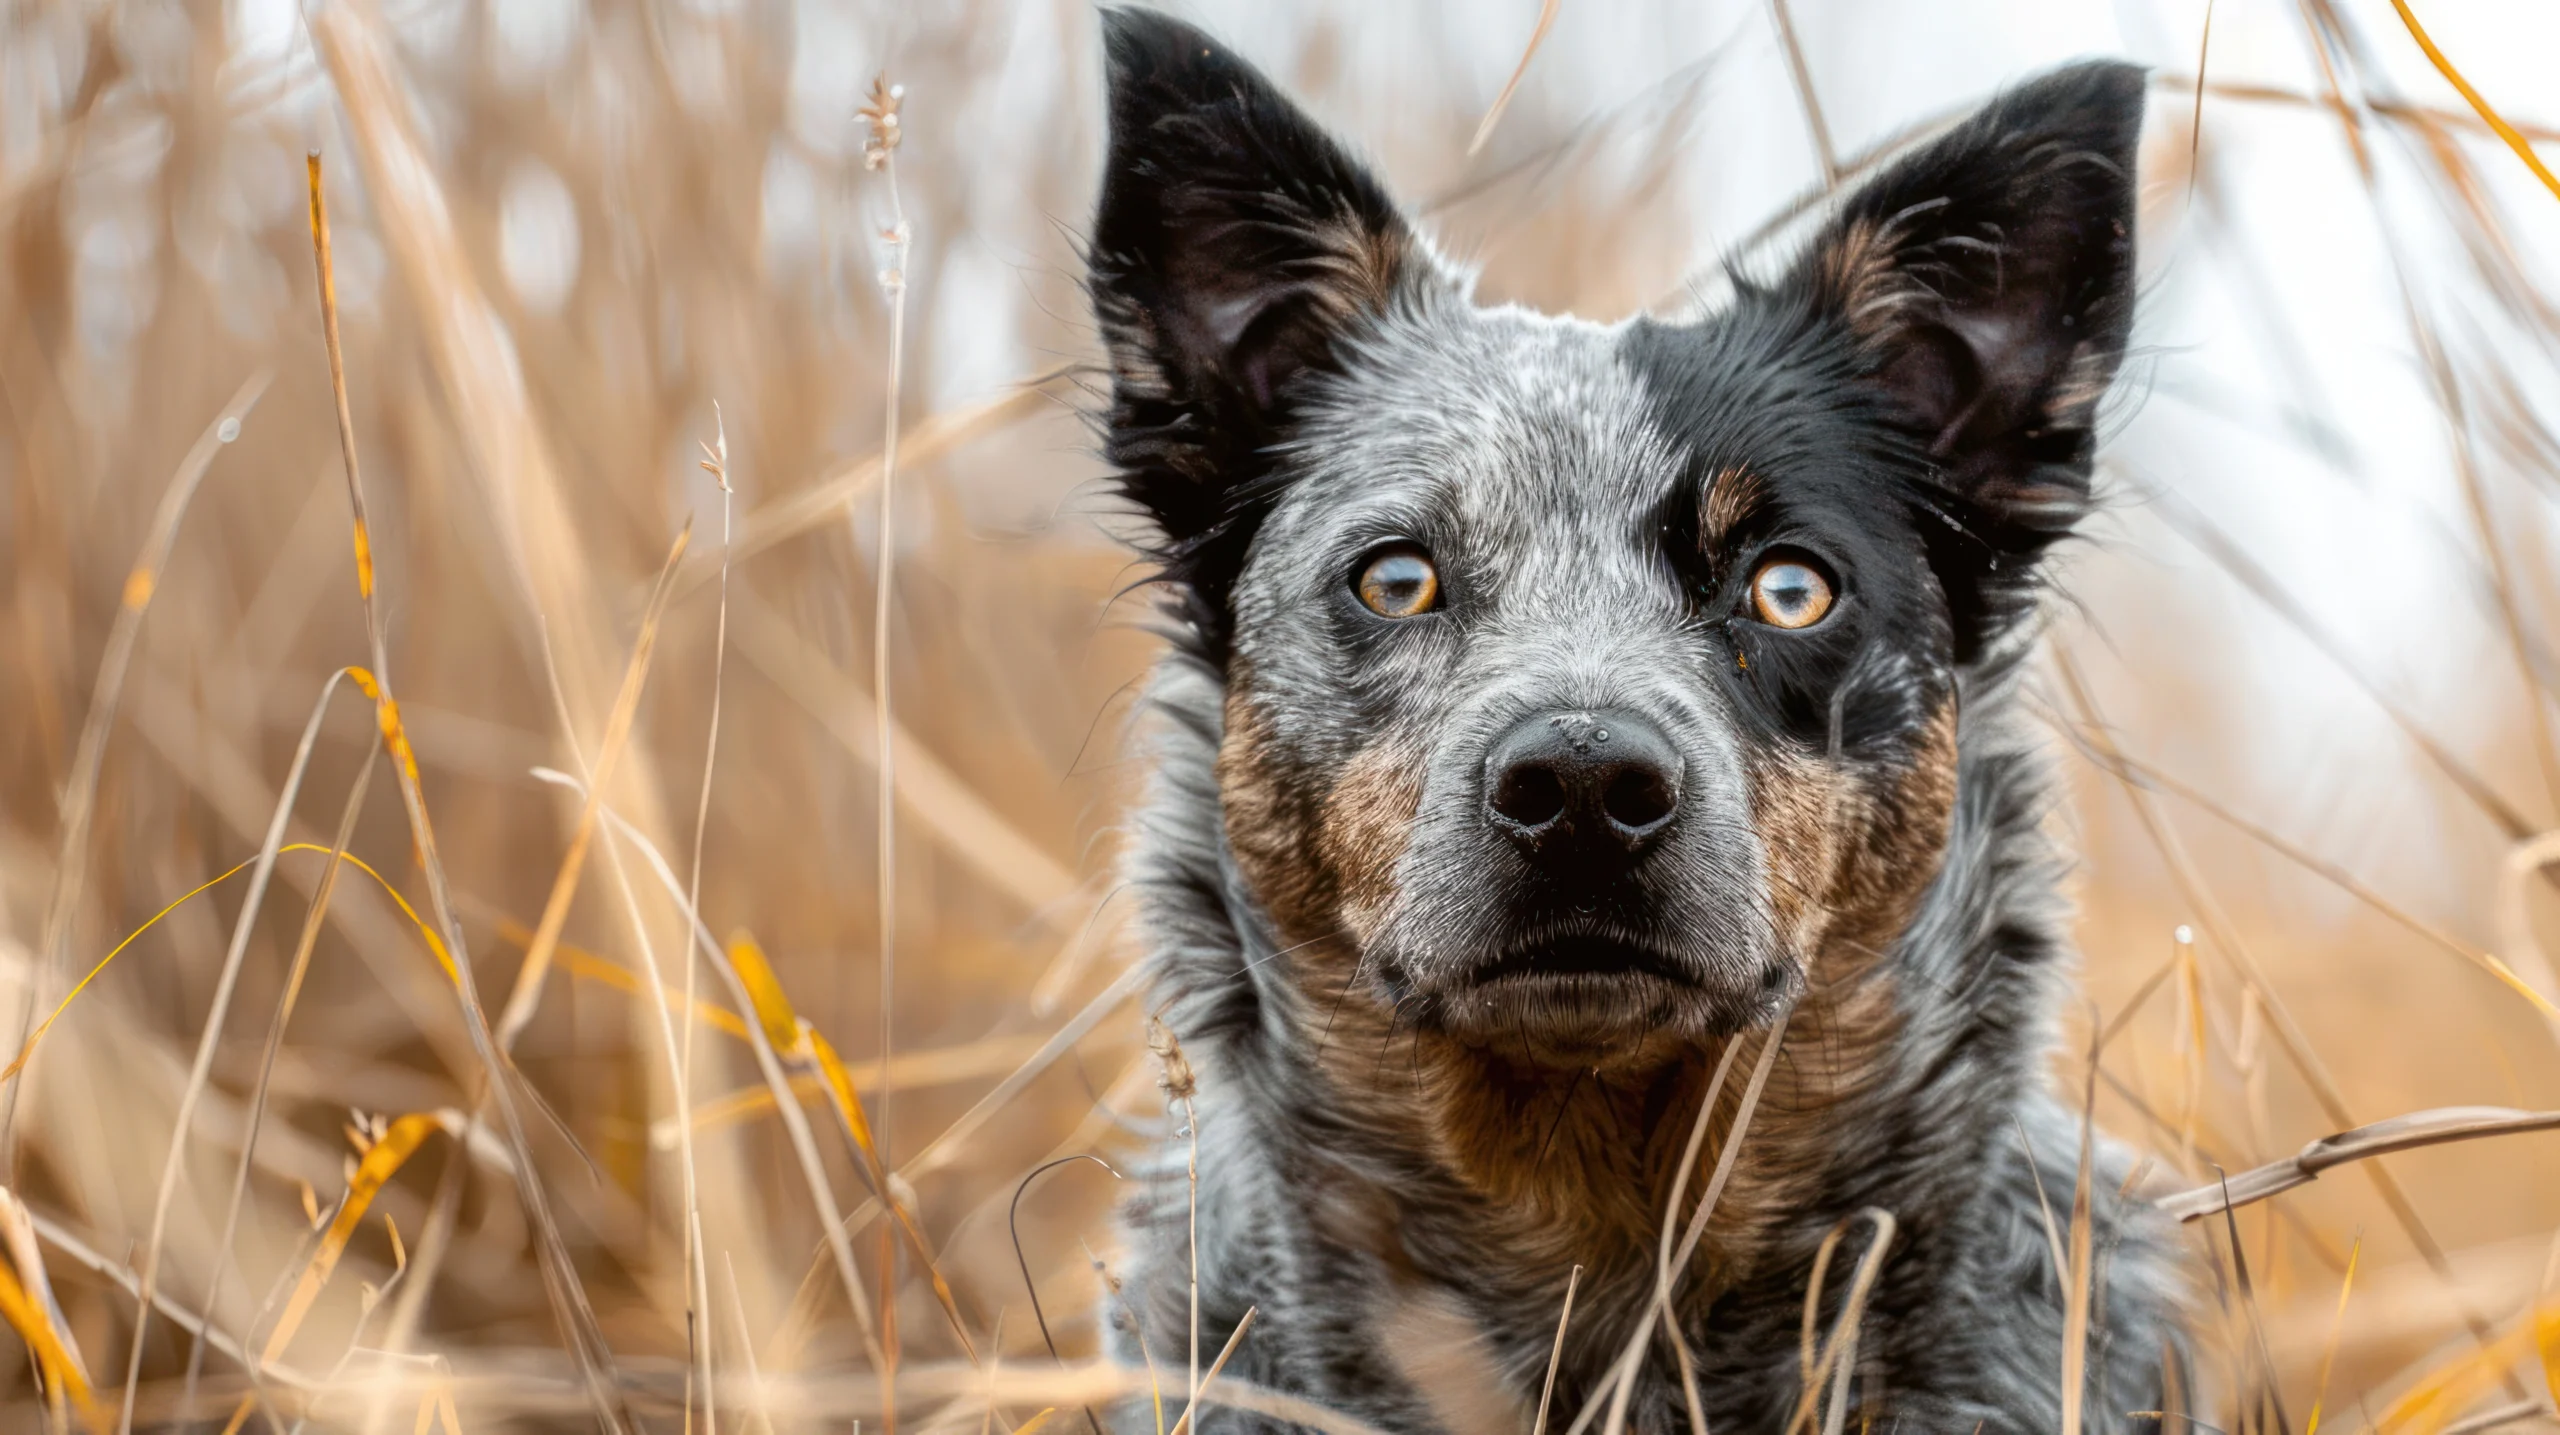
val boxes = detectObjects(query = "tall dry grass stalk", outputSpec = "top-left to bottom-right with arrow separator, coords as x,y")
1,2 -> 2557,1432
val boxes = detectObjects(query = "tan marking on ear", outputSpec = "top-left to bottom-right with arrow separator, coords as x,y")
2044,340 -> 2115,425
1815,217 -> 1932,344
1300,212 -> 1416,322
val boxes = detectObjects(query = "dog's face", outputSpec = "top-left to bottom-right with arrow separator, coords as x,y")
1091,10 -> 2141,1066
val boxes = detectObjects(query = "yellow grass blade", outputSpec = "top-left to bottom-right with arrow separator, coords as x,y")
2536,1229 -> 2560,1416
2,843 -> 461,1084
2544,1304 -> 2560,1416
2304,1233 -> 2362,1435
296,844 -> 455,981
307,142 -> 628,1430
2377,1303 -> 2551,1434
2386,0 -> 2560,203
0,1241 -> 102,1430
4,858 -> 255,1083
657,1034 -> 1052,1146
563,947 -> 747,1037
488,916 -> 749,1041
807,1028 -> 881,1160
259,1112 -> 446,1369
525,793 -> 887,1367
725,932 -> 802,1053
345,668 -> 423,794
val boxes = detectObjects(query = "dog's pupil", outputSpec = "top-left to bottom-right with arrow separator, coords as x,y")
1752,560 -> 1830,629
1357,549 -> 1437,617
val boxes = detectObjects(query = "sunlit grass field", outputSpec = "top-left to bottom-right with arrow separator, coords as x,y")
3,0 -> 2559,1429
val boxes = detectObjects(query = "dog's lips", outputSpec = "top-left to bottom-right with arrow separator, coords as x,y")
1462,931 -> 1699,989
1402,926 -> 1784,1059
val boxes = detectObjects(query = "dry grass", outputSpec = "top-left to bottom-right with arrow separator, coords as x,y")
3,2 -> 2559,1432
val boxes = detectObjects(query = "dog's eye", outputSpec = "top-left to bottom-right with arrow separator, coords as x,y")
1748,557 -> 1833,629
1355,545 -> 1440,618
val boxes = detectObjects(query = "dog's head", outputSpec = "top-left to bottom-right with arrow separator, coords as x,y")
1091,9 -> 2141,1067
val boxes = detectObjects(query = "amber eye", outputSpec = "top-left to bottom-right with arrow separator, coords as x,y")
1748,557 -> 1833,629
1355,545 -> 1440,618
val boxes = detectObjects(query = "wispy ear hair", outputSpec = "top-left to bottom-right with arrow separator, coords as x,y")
1087,7 -> 1442,659
1798,61 -> 2145,537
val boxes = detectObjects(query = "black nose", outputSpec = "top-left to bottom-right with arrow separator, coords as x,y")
1484,708 -> 1682,858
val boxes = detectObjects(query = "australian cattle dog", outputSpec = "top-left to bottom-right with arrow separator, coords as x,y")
1084,9 -> 2183,1430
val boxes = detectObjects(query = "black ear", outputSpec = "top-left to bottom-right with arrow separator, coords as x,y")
1795,62 -> 2144,563
1089,7 -> 1432,653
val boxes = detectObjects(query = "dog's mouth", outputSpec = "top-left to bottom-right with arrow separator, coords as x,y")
1465,931 -> 1699,987
1401,922 -> 1786,1063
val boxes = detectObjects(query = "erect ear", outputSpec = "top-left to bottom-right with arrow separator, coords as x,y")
1795,61 -> 2145,552
1089,7 -> 1435,649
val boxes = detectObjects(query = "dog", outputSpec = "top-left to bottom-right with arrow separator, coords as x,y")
1084,9 -> 2184,1431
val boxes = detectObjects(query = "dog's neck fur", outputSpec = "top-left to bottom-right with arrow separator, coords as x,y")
1125,638 -> 2103,1428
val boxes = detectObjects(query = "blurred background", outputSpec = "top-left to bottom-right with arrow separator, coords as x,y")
3,0 -> 2558,1429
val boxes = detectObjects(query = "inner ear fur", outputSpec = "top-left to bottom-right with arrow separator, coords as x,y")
1088,6 -> 1438,652
1799,61 -> 2146,536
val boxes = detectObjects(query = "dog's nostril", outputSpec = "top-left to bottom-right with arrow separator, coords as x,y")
1602,767 -> 1676,831
1485,707 -> 1683,854
1491,763 -> 1568,829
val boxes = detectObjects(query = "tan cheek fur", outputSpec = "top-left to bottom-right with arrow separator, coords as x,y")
1316,736 -> 1427,945
1218,682 -> 1427,952
1745,697 -> 1960,971
1217,685 -> 1333,938
1738,697 -> 1960,1153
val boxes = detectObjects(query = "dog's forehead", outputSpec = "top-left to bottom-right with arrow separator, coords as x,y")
1281,302 -> 1689,545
